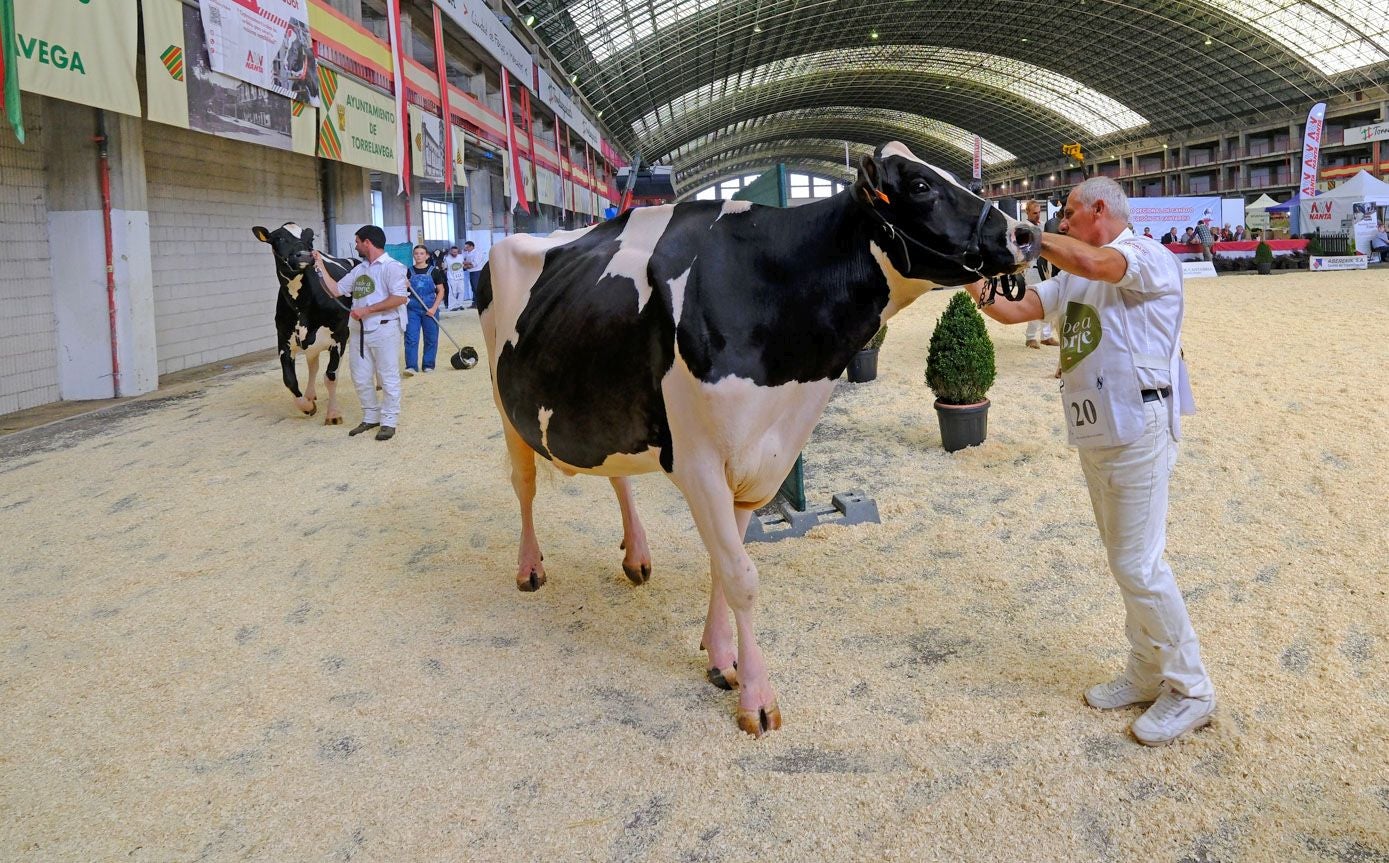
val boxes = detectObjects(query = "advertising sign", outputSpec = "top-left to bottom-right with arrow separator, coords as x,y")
1299,103 -> 1326,199
433,0 -> 533,84
1310,255 -> 1367,272
1127,197 -> 1221,239
145,0 -> 315,155
315,67 -> 397,173
1343,121 -> 1389,146
535,66 -> 600,151
198,0 -> 319,106
13,0 -> 140,116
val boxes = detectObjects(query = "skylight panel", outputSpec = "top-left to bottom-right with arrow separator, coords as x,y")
1203,0 -> 1389,74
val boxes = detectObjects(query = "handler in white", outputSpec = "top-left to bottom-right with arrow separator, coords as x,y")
312,225 -> 409,441
442,244 -> 470,310
966,177 -> 1215,746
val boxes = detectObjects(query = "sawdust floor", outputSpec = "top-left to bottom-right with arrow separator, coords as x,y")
2,271 -> 1387,862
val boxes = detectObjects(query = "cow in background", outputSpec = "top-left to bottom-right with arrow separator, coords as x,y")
253,223 -> 356,424
479,142 -> 1040,735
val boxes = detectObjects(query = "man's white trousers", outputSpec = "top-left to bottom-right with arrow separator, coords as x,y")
349,319 -> 402,427
1079,399 -> 1213,699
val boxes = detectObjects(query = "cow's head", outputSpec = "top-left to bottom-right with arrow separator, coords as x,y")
252,222 -> 317,274
853,142 -> 1039,286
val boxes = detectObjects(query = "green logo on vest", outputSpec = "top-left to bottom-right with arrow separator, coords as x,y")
1059,301 -> 1102,372
350,274 -> 376,300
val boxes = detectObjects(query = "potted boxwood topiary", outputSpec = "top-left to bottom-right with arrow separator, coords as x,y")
1254,239 -> 1274,275
926,291 -> 996,452
847,325 -> 887,383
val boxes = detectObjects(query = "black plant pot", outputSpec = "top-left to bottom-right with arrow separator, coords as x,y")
847,349 -> 879,383
934,398 -> 990,452
1256,262 -> 1272,275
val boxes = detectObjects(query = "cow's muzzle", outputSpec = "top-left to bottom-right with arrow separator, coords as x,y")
290,250 -> 314,268
1013,223 -> 1042,265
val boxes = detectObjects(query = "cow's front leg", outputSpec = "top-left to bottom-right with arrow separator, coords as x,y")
280,344 -> 313,415
504,425 -> 546,591
680,478 -> 779,737
322,345 -> 344,425
699,507 -> 751,692
610,477 -> 652,585
302,352 -> 320,414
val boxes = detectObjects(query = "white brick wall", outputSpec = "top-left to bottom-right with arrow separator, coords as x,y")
143,127 -> 323,376
0,103 -> 58,416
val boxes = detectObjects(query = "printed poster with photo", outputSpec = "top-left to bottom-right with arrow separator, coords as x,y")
410,106 -> 446,182
198,0 -> 320,106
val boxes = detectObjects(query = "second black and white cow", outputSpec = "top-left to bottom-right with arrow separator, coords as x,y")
479,142 -> 1040,736
253,223 -> 357,424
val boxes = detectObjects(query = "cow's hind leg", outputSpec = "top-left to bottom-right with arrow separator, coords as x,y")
301,352 -> 320,416
281,345 -> 314,415
322,345 -> 344,425
504,424 -> 547,591
610,477 -> 652,585
679,477 -> 780,736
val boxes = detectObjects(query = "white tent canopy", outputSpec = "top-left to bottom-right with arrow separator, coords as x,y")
1246,193 -> 1282,210
1322,170 -> 1389,206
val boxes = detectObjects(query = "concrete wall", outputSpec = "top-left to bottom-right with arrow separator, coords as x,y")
143,127 -> 324,376
0,102 -> 58,415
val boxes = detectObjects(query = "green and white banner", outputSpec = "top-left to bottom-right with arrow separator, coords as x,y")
14,0 -> 140,116
316,66 -> 396,173
144,0 -> 314,155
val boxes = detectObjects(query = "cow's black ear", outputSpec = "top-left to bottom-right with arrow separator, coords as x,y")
252,226 -> 271,243
301,228 -> 314,246
853,155 -> 882,207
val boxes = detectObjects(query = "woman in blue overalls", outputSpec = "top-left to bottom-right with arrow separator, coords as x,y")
404,245 -> 446,375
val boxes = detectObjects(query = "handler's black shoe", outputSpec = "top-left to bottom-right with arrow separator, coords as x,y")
348,422 -> 380,437
375,425 -> 396,441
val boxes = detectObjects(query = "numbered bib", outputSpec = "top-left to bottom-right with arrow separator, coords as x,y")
1064,385 -> 1116,447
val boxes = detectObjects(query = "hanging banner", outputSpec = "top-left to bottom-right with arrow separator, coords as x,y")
1128,196 -> 1222,240
197,0 -> 319,106
316,66 -> 396,173
500,68 -> 529,213
1343,121 -> 1389,146
971,134 -> 982,181
451,123 -> 467,187
13,0 -> 140,117
410,104 -> 445,181
1299,102 -> 1326,199
535,66 -> 600,152
145,0 -> 314,155
434,0 -> 533,86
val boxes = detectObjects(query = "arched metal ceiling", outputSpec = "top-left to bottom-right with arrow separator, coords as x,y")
677,139 -> 875,192
519,0 -> 1389,190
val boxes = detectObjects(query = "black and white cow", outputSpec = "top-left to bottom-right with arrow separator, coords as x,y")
479,142 -> 1040,736
253,223 -> 357,424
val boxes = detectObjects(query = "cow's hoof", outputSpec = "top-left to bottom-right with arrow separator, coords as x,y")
706,662 -> 738,690
622,561 -> 652,585
324,415 -> 343,426
296,396 -> 317,416
736,701 -> 782,738
516,567 -> 546,592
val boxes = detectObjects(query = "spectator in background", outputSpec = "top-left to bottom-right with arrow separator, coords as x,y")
1234,225 -> 1246,241
462,241 -> 482,301
1181,226 -> 1197,245
1021,200 -> 1060,349
403,245 -> 446,376
1194,219 -> 1216,261
1160,226 -> 1179,244
1142,227 -> 1154,239
1371,223 -> 1389,262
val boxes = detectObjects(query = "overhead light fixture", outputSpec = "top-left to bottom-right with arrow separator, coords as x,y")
869,29 -> 879,40
1022,179 -> 1029,186
1162,143 -> 1169,149
753,23 -> 762,33
1021,37 -> 1029,43
523,14 -> 536,26
1204,36 -> 1212,46
596,110 -> 603,118
569,73 -> 578,83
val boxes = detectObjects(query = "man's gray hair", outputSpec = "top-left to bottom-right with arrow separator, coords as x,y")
1071,177 -> 1129,223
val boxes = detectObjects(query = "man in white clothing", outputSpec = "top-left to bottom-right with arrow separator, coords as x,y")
312,225 -> 409,441
442,244 -> 470,310
965,177 -> 1215,746
1022,200 -> 1059,349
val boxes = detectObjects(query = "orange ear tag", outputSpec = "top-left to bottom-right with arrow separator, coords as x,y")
874,189 -> 891,204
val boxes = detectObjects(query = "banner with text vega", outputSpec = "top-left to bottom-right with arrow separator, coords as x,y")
198,0 -> 319,106
13,0 -> 140,116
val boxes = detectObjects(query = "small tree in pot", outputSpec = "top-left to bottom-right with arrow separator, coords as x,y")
1254,240 -> 1274,275
926,291 -> 996,451
847,325 -> 887,383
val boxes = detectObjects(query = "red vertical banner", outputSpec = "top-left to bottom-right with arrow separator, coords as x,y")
557,119 -> 570,218
431,5 -> 453,194
386,0 -> 410,198
500,69 -> 529,214
520,87 -> 536,211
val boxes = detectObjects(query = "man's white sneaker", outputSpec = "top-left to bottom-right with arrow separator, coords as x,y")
1131,691 -> 1215,746
1084,675 -> 1160,710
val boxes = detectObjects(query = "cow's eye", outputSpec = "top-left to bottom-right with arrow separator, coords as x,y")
909,179 -> 929,195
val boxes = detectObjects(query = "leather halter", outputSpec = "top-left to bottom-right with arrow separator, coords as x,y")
858,184 -> 993,279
